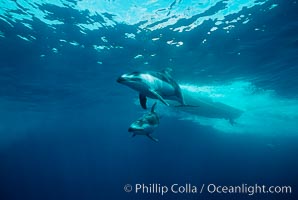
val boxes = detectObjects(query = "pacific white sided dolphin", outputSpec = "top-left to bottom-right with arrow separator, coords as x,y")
128,102 -> 159,142
117,68 -> 191,109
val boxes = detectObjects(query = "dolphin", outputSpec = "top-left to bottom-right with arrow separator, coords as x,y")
128,102 -> 159,142
117,68 -> 190,109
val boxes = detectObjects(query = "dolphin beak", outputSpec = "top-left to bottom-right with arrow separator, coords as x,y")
117,76 -> 126,83
128,127 -> 134,132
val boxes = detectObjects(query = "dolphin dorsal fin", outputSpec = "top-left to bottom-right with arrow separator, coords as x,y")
162,67 -> 173,75
151,102 -> 157,113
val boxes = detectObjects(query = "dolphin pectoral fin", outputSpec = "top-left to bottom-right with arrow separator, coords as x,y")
139,93 -> 147,109
132,133 -> 136,137
146,134 -> 159,142
149,90 -> 169,106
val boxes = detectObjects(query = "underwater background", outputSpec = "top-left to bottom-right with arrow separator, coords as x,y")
0,0 -> 298,199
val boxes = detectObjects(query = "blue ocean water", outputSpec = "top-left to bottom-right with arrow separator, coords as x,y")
0,0 -> 298,199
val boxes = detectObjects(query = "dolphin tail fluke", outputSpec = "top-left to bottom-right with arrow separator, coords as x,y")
146,134 -> 159,142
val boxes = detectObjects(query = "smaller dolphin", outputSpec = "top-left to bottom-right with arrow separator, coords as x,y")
117,68 -> 190,109
128,102 -> 159,142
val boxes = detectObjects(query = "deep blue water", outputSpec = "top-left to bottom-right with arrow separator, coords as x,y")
0,0 -> 298,199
